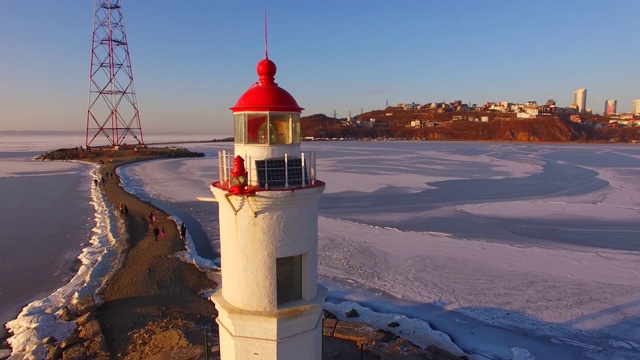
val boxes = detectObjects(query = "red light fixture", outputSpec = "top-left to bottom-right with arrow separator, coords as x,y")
229,155 -> 248,195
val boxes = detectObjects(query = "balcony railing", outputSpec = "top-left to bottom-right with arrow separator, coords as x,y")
218,151 -> 317,190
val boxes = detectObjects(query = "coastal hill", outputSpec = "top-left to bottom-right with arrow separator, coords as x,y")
301,109 -> 640,143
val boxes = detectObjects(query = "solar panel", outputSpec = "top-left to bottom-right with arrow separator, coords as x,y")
256,157 -> 307,189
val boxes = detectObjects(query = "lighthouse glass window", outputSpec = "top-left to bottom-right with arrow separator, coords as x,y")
270,114 -> 300,144
234,114 -> 247,144
245,114 -> 269,144
237,113 -> 300,145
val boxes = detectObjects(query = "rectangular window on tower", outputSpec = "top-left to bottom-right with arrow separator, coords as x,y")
276,254 -> 302,305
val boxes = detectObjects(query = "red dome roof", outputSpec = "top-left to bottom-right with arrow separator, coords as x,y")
231,58 -> 303,113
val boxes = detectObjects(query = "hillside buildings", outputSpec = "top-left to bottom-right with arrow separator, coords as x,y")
387,90 -> 640,131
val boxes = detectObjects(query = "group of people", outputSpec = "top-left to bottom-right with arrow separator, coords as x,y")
150,212 -> 187,242
92,171 -> 119,187
149,211 -> 161,241
152,225 -> 165,241
151,220 -> 188,241
95,164 -> 190,245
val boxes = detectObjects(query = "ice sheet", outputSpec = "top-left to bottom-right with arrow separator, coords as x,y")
119,141 -> 640,359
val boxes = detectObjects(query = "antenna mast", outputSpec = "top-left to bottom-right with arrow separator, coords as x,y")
264,9 -> 268,58
85,0 -> 144,147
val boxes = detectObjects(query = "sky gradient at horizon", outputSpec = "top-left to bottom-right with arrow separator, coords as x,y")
1,0 -> 638,135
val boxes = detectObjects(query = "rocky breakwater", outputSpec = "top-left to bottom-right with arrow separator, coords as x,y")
35,146 -> 205,162
323,309 -> 469,360
42,295 -> 108,360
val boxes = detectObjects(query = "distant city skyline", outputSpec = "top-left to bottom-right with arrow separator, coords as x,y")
1,0 -> 639,134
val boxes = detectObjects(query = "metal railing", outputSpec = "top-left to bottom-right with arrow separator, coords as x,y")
218,151 -> 317,190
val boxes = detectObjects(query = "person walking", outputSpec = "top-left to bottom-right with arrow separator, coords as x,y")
160,226 -> 165,238
180,222 -> 187,240
152,226 -> 160,241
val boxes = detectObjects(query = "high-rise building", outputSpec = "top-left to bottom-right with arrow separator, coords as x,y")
573,88 -> 587,113
633,99 -> 640,115
604,100 -> 617,116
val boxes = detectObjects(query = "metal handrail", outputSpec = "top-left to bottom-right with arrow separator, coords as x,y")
218,151 -> 317,190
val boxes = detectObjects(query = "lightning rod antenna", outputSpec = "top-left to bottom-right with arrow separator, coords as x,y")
264,9 -> 268,59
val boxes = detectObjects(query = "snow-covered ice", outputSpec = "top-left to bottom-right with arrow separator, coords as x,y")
3,136 -> 640,359
116,141 -> 640,360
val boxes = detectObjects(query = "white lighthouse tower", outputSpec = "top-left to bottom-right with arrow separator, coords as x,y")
210,53 -> 326,360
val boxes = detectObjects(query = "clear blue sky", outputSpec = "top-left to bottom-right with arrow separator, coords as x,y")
1,1 -> 638,135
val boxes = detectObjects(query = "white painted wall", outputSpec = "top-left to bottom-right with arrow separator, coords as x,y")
210,183 -> 326,360
211,185 -> 324,311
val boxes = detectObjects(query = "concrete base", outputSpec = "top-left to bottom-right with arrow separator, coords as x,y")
212,285 -> 328,360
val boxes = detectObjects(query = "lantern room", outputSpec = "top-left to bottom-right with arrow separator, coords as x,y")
217,56 -> 317,191
232,57 -> 302,155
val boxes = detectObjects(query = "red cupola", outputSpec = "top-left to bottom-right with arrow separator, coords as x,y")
231,57 -> 303,113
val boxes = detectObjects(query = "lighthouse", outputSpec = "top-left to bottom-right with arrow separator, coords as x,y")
210,54 -> 326,359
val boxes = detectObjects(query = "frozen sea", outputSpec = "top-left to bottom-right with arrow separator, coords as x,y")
2,132 -> 640,359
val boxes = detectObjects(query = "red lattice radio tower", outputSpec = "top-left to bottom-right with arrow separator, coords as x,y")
85,0 -> 144,147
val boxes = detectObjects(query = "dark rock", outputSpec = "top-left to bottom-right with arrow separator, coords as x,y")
387,321 -> 400,328
60,335 -> 83,349
45,344 -> 63,360
75,296 -> 96,317
43,336 -> 57,345
59,306 -> 74,322
376,328 -> 398,340
345,308 -> 360,318
84,336 -> 108,358
323,309 -> 338,319
79,320 -> 101,339
62,344 -> 86,360
75,312 -> 95,327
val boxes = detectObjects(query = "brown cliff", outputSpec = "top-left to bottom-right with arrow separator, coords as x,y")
301,113 -> 640,143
